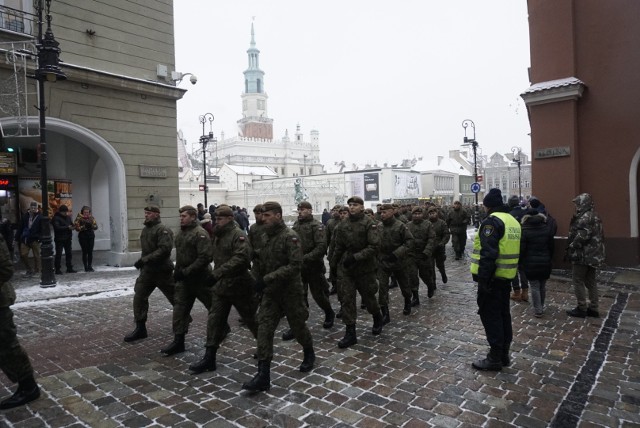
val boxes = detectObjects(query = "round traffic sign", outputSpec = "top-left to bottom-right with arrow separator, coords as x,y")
470,182 -> 481,194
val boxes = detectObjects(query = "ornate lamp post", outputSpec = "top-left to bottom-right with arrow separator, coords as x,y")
35,0 -> 66,287
198,113 -> 214,208
511,146 -> 522,201
462,119 -> 480,228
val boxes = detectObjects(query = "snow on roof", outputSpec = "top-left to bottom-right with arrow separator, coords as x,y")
413,156 -> 470,175
522,77 -> 585,94
225,164 -> 278,176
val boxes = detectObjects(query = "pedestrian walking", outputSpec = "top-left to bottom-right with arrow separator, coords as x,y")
189,205 -> 258,374
74,206 -> 98,272
470,188 -> 521,371
0,234 -> 40,409
19,202 -> 42,276
446,200 -> 470,260
565,193 -> 605,318
508,195 -> 529,303
242,201 -> 315,392
124,204 -> 176,342
407,206 -> 436,307
161,205 -> 213,356
331,196 -> 383,349
52,205 -> 77,275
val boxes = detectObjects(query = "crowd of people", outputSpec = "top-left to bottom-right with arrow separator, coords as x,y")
0,190 -> 605,407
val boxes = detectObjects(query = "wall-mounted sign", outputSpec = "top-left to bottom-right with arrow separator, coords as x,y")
139,165 -> 168,178
535,146 -> 571,159
0,152 -> 17,174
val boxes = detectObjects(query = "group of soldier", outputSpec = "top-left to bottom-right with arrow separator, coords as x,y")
120,196 -> 472,393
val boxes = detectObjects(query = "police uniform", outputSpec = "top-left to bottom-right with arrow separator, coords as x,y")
470,189 -> 521,371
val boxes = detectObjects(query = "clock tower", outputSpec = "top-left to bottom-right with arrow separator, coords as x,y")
237,23 -> 274,139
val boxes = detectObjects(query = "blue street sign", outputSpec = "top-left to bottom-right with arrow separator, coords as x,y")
470,182 -> 481,194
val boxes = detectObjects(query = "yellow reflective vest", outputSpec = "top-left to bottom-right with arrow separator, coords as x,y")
470,212 -> 521,280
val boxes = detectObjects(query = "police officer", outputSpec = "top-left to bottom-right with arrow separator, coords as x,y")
470,189 -> 521,371
242,201 -> 315,392
406,206 -> 436,307
124,204 -> 176,342
0,234 -> 40,409
377,203 -> 415,321
161,205 -> 213,356
290,201 -> 335,333
189,205 -> 259,374
447,200 -> 471,260
331,196 -> 384,348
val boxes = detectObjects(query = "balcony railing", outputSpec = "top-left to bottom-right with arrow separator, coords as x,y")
0,5 -> 36,37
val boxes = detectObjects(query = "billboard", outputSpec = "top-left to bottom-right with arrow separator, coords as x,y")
393,172 -> 421,199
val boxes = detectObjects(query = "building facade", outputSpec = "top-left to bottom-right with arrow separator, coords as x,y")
0,0 -> 183,265
523,0 -> 640,267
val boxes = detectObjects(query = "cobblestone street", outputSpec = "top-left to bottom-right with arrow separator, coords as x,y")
1,247 -> 639,427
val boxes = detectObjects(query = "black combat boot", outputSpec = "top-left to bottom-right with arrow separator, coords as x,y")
338,324 -> 357,348
0,376 -> 40,410
411,290 -> 420,307
381,306 -> 390,325
323,309 -> 335,329
371,312 -> 383,335
427,285 -> 436,298
440,270 -> 448,284
124,322 -> 148,342
299,347 -> 315,372
160,334 -> 185,355
189,346 -> 217,374
502,342 -> 511,367
403,297 -> 412,315
242,360 -> 271,392
281,328 -> 295,341
472,347 -> 503,371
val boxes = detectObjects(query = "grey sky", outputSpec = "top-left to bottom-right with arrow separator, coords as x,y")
174,1 -> 531,169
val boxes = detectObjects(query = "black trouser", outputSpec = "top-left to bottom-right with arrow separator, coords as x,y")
477,279 -> 512,349
78,233 -> 95,269
54,239 -> 73,271
0,307 -> 34,384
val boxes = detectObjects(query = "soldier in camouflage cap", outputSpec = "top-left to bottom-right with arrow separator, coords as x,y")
428,206 -> 451,295
406,206 -> 437,307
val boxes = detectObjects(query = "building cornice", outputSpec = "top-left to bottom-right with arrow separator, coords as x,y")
520,77 -> 586,107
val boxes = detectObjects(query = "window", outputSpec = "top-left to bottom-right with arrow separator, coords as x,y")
0,0 -> 33,34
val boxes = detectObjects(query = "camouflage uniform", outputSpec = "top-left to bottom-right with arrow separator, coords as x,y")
407,214 -> 437,299
248,221 -> 266,276
446,206 -> 470,259
132,217 -> 175,324
566,193 -> 605,315
206,220 -> 258,348
173,220 -> 213,335
325,209 -> 341,288
292,216 -> 333,319
0,234 -> 39,408
377,216 -> 414,312
429,212 -> 451,286
254,222 -> 312,361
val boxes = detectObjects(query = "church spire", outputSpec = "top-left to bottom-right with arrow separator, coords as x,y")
244,22 -> 264,93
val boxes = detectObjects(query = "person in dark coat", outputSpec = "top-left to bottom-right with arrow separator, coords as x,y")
52,205 -> 77,274
519,209 -> 555,317
321,208 -> 331,225
73,206 -> 98,272
507,195 -> 529,303
19,202 -> 42,276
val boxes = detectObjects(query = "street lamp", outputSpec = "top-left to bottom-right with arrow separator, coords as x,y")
199,113 -> 214,208
511,146 -> 523,201
35,0 -> 66,287
462,119 -> 480,228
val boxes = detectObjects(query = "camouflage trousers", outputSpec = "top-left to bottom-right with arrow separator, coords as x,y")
377,262 -> 412,307
132,268 -> 175,323
432,245 -> 447,280
407,255 -> 435,293
173,278 -> 212,335
301,267 -> 333,314
341,270 -> 380,326
451,231 -> 467,256
206,284 -> 259,348
256,286 -> 312,360
0,307 -> 34,384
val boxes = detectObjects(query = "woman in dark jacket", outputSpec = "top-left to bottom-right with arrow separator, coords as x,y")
74,206 -> 98,272
519,209 -> 555,317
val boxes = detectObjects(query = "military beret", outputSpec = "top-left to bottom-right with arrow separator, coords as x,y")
253,203 -> 263,213
215,205 -> 233,217
347,196 -> 364,205
262,201 -> 282,214
179,205 -> 197,214
380,203 -> 394,211
339,205 -> 349,212
412,206 -> 423,214
332,204 -> 342,211
298,201 -> 312,210
144,204 -> 160,213
427,207 -> 439,214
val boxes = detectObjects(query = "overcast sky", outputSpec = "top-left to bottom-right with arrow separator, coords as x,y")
173,1 -> 532,169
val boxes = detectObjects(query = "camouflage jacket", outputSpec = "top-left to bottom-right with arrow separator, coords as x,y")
175,220 -> 212,278
378,217 -> 414,268
567,194 -> 605,267
255,221 -> 303,295
248,222 -> 266,274
407,218 -> 437,258
446,208 -> 470,233
332,212 -> 380,274
211,220 -> 253,294
292,217 -> 327,269
0,235 -> 15,308
325,216 -> 340,253
430,218 -> 451,248
140,218 -> 174,271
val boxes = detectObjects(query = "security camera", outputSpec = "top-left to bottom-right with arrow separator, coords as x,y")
189,74 -> 198,85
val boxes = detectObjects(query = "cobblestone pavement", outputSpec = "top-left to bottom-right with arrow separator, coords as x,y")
1,246 -> 639,427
